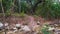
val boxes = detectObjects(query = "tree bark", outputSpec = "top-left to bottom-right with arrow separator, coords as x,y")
1,0 -> 5,22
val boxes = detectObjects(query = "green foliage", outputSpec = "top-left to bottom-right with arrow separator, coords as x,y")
1,0 -> 60,19
35,0 -> 60,19
5,11 -> 11,16
20,12 -> 25,17
11,12 -> 25,17
2,0 -> 13,12
0,13 -> 3,16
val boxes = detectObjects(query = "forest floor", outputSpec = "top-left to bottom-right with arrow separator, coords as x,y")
0,14 -> 53,24
0,14 -> 60,34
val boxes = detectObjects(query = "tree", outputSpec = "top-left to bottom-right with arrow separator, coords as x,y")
0,0 -> 5,23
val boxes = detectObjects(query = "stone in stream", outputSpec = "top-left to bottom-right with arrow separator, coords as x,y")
0,22 -> 4,31
54,28 -> 60,34
0,22 -> 3,27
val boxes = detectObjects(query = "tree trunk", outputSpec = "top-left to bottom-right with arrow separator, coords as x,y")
1,0 -> 5,22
